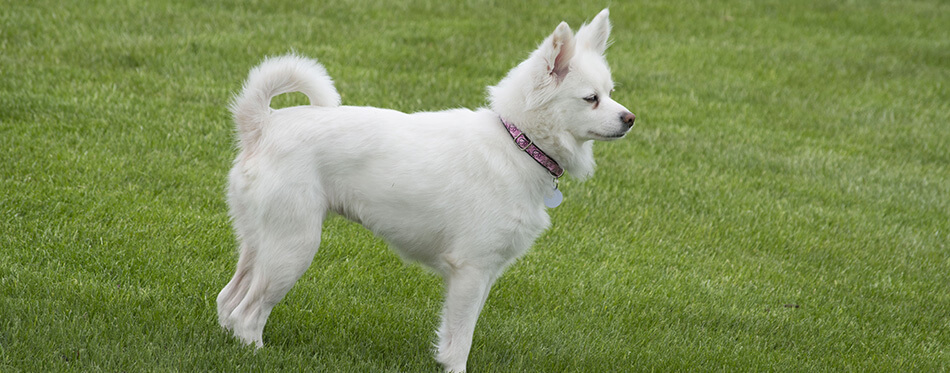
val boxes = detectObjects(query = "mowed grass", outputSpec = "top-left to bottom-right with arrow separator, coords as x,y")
1,0 -> 948,371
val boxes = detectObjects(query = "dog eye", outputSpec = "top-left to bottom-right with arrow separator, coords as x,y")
583,94 -> 599,103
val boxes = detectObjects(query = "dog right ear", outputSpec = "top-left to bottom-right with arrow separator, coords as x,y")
538,22 -> 575,85
576,8 -> 611,55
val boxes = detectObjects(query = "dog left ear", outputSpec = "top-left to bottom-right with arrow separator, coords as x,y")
576,8 -> 611,55
541,22 -> 575,85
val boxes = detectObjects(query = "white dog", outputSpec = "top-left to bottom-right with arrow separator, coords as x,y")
216,9 -> 634,372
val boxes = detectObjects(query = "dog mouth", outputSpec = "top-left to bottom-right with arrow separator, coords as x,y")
588,130 -> 629,141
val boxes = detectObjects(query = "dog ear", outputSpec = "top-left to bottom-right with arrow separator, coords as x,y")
576,8 -> 611,55
540,21 -> 575,85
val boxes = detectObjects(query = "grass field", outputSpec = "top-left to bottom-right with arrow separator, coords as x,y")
2,0 -> 948,371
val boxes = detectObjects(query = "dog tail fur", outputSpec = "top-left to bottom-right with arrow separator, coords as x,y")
230,54 -> 341,151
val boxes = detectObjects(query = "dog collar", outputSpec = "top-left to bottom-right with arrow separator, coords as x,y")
501,118 -> 564,179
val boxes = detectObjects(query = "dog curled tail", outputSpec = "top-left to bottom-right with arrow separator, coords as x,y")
230,54 -> 341,151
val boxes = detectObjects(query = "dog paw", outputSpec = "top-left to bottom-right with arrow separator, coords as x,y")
436,352 -> 467,373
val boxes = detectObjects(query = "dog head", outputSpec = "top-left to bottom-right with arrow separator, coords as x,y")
489,9 -> 635,144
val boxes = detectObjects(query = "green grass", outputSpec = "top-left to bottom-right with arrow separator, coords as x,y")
2,0 -> 948,371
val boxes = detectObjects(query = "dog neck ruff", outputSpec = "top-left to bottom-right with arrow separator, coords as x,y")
500,118 -> 565,179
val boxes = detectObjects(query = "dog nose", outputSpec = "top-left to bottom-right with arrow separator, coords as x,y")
621,112 -> 636,127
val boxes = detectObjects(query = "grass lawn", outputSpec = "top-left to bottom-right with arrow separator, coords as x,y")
2,0 -> 948,371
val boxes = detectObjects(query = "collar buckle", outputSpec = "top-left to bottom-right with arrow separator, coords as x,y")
514,133 -> 532,151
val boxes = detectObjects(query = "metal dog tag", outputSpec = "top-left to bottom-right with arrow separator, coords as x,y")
544,187 -> 563,208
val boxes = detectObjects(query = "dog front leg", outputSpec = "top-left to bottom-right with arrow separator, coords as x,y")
435,266 -> 497,373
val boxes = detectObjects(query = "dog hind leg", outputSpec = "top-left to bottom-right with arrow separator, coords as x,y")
219,179 -> 326,347
217,168 -> 261,331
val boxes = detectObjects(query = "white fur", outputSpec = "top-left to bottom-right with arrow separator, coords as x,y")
216,9 -> 633,372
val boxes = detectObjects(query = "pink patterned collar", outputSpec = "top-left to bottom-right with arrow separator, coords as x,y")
501,118 -> 564,179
